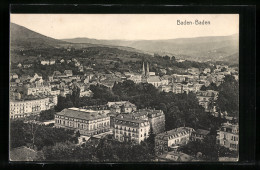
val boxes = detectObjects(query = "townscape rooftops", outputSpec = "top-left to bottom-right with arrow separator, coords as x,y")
10,94 -> 50,102
156,127 -> 194,140
107,101 -> 128,107
196,90 -> 218,97
134,109 -> 163,117
56,108 -> 107,121
159,151 -> 195,162
147,76 -> 161,82
221,122 -> 239,130
114,116 -> 150,127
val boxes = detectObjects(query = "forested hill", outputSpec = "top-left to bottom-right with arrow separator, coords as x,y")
63,34 -> 239,64
10,23 -> 149,55
10,23 -> 68,49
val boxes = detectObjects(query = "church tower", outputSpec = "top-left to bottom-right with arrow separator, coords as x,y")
141,62 -> 147,83
146,62 -> 150,78
142,62 -> 145,76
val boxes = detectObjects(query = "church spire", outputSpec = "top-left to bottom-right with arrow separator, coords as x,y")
146,62 -> 150,77
142,62 -> 145,76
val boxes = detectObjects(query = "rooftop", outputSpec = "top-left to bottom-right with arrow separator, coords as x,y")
56,108 -> 107,121
156,127 -> 194,140
114,115 -> 150,127
147,76 -> 161,82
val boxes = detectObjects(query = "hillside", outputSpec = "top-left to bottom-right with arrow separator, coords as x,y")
10,23 -> 148,55
63,34 -> 239,64
10,23 -> 68,49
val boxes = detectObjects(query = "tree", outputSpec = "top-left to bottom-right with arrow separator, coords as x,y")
10,120 -> 27,148
39,109 -> 55,121
216,75 -> 239,117
75,130 -> 81,138
200,85 -> 207,91
71,85 -> 80,107
42,142 -> 77,161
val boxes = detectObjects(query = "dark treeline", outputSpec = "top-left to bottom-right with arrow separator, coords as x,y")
179,134 -> 238,161
38,135 -> 155,162
10,120 -> 77,150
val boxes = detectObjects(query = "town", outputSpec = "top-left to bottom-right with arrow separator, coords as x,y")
10,55 -> 239,162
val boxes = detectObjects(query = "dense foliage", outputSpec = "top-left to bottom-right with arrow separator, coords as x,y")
39,136 -> 155,162
179,134 -> 238,161
10,120 -> 77,150
38,109 -> 55,121
216,75 -> 239,117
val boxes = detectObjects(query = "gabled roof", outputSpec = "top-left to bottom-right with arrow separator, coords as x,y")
156,127 -> 194,140
147,76 -> 161,83
56,108 -> 107,121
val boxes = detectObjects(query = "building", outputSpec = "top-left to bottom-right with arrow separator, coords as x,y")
155,127 -> 195,155
191,129 -> 210,142
216,123 -> 239,151
113,114 -> 150,144
172,83 -> 184,94
128,75 -> 142,84
157,151 -> 195,162
79,90 -> 93,97
64,70 -> 73,77
141,62 -> 150,83
159,85 -> 174,93
107,101 -> 137,113
196,90 -> 218,111
23,84 -> 51,96
133,109 -> 165,134
55,108 -> 110,136
10,73 -> 19,80
10,96 -> 55,119
41,59 -> 55,65
40,60 -> 49,65
147,76 -> 162,88
121,101 -> 137,113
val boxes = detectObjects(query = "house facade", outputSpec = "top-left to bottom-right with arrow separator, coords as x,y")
216,123 -> 239,151
55,108 -> 110,136
155,127 -> 195,155
113,115 -> 150,144
10,97 -> 54,119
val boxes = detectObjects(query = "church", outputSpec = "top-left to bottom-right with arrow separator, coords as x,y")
141,62 -> 150,83
141,62 -> 162,88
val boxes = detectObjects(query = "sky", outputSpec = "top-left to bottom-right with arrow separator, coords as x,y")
10,14 -> 239,40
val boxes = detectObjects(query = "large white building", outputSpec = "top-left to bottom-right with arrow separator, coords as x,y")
55,108 -> 110,136
113,114 -> 150,144
9,96 -> 57,119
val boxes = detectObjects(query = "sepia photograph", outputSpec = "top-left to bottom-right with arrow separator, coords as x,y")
9,14 -> 239,162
